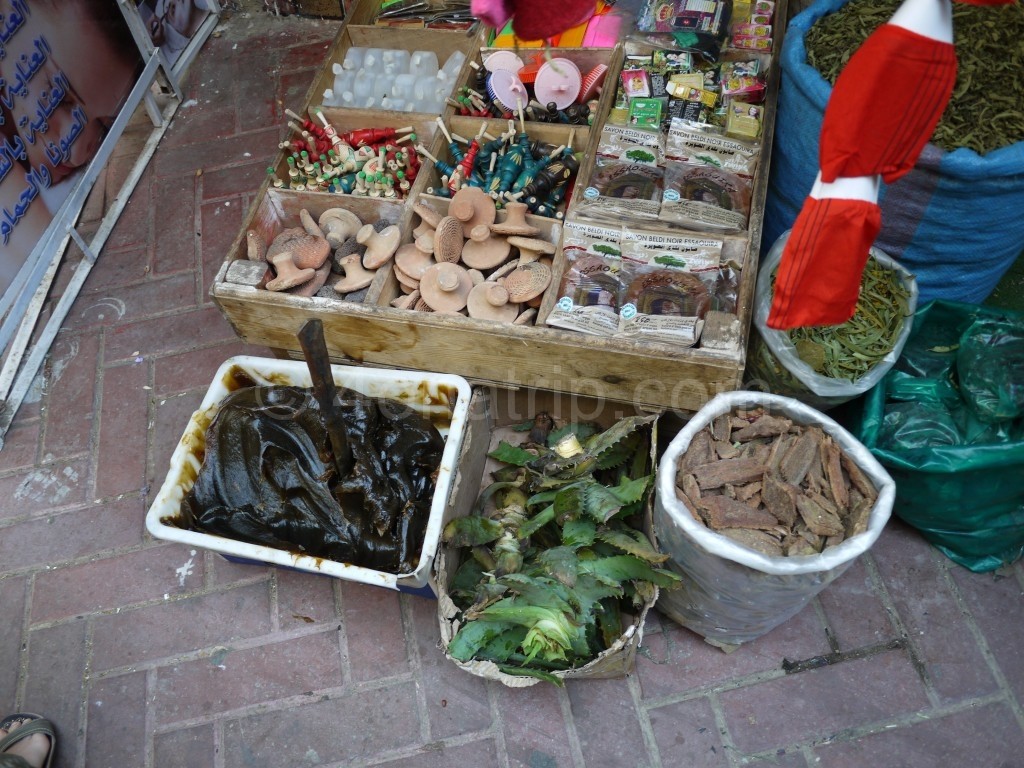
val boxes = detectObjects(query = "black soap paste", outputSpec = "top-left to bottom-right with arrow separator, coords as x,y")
179,385 -> 444,573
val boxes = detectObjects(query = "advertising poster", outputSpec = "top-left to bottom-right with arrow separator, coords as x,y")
137,0 -> 214,68
0,0 -> 142,299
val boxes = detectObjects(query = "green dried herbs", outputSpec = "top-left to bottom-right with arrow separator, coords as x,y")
442,414 -> 680,683
787,256 -> 911,381
805,0 -> 1024,154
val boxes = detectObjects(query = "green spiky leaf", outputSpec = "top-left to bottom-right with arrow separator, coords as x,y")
535,546 -> 579,588
448,619 -> 517,661
476,625 -> 529,662
497,664 -> 565,685
554,484 -> 585,524
579,555 -> 682,589
443,516 -> 503,547
563,519 -> 597,548
581,476 -> 649,523
489,441 -> 539,467
596,527 -> 670,563
510,419 -> 535,432
518,504 -> 554,539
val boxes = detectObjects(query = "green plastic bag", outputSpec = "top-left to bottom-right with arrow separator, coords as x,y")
858,300 -> 1024,572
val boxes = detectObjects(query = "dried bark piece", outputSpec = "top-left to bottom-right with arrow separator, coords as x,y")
824,532 -> 846,550
767,433 -> 794,471
738,439 -> 771,464
675,487 -> 703,522
795,523 -> 822,550
677,472 -> 701,502
784,535 -> 819,557
718,528 -> 784,557
711,413 -> 732,441
714,440 -> 739,460
780,430 -> 819,486
796,494 -> 844,537
722,484 -> 736,499
692,458 -> 766,490
762,471 -> 797,526
680,429 -> 715,470
824,437 -> 849,511
845,496 -> 873,538
809,491 -> 840,516
731,415 -> 793,442
841,453 -> 877,503
735,482 -> 762,502
700,496 -> 780,531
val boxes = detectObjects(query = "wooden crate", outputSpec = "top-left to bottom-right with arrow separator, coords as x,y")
211,0 -> 788,413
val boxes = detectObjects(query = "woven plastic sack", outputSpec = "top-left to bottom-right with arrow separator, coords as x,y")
763,0 -> 1024,305
746,229 -> 918,410
857,300 -> 1024,573
654,391 -> 895,647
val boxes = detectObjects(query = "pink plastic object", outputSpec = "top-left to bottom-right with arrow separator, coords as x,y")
582,13 -> 622,48
483,50 -> 525,74
534,58 -> 582,110
578,63 -> 609,104
489,69 -> 529,111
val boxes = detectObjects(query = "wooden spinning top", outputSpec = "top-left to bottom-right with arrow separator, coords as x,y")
433,216 -> 465,264
450,186 -> 496,237
501,260 -> 551,303
394,234 -> 436,279
461,225 -> 510,270
467,281 -> 519,323
489,202 -> 539,236
420,262 -> 472,312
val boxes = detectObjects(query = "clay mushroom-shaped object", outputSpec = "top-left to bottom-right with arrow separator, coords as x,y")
266,252 -> 315,291
461,224 -> 511,270
319,208 -> 363,248
333,253 -> 377,293
507,236 -> 556,264
268,227 -> 330,270
393,262 -> 420,294
246,230 -> 267,261
391,289 -> 420,309
450,185 -> 497,237
489,201 -> 539,236
433,216 -> 465,264
467,281 -> 519,323
412,202 -> 442,239
288,260 -> 332,297
299,208 -> 324,238
501,260 -> 552,304
514,307 -> 538,325
420,261 -> 472,312
357,223 -> 401,269
466,268 -> 486,286
395,234 -> 436,280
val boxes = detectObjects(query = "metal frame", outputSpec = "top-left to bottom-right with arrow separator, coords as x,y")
0,0 -> 222,447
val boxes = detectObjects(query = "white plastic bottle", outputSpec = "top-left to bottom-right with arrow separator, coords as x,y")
341,47 -> 366,71
409,50 -> 439,78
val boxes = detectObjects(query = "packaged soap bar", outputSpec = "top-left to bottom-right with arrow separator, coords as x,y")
659,161 -> 752,233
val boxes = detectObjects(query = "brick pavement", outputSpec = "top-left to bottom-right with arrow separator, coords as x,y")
0,9 -> 1022,768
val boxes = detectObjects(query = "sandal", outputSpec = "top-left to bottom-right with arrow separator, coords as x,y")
0,713 -> 55,768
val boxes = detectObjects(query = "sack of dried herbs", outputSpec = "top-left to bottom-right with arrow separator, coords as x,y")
653,391 -> 895,648
745,228 -> 918,409
763,0 -> 1024,306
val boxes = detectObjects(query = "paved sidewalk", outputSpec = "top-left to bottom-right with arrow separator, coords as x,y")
1,9 -> 1022,768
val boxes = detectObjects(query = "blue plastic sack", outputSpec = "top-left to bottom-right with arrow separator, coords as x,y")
764,0 -> 1024,305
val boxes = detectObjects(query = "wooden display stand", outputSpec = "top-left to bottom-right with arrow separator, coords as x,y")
210,0 -> 786,413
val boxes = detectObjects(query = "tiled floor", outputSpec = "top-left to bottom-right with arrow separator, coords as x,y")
1,8 -> 1023,768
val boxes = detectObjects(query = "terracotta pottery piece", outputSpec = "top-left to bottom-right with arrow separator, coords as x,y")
420,262 -> 472,312
357,224 -> 401,269
412,220 -> 435,240
319,208 -> 363,248
268,228 -> 330,270
466,268 -> 485,285
489,201 -> 539,236
393,262 -> 420,293
391,289 -> 420,309
266,252 -> 315,291
333,253 -> 377,293
490,258 -> 521,281
414,298 -> 435,312
514,307 -> 538,325
450,186 -> 497,237
507,236 -> 556,264
288,260 -> 332,297
413,202 -> 443,229
461,224 -> 511,270
267,227 -> 307,260
433,216 -> 465,263
395,237 -> 435,281
246,230 -> 266,261
299,208 -> 324,238
467,281 -> 519,323
502,260 -> 551,303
